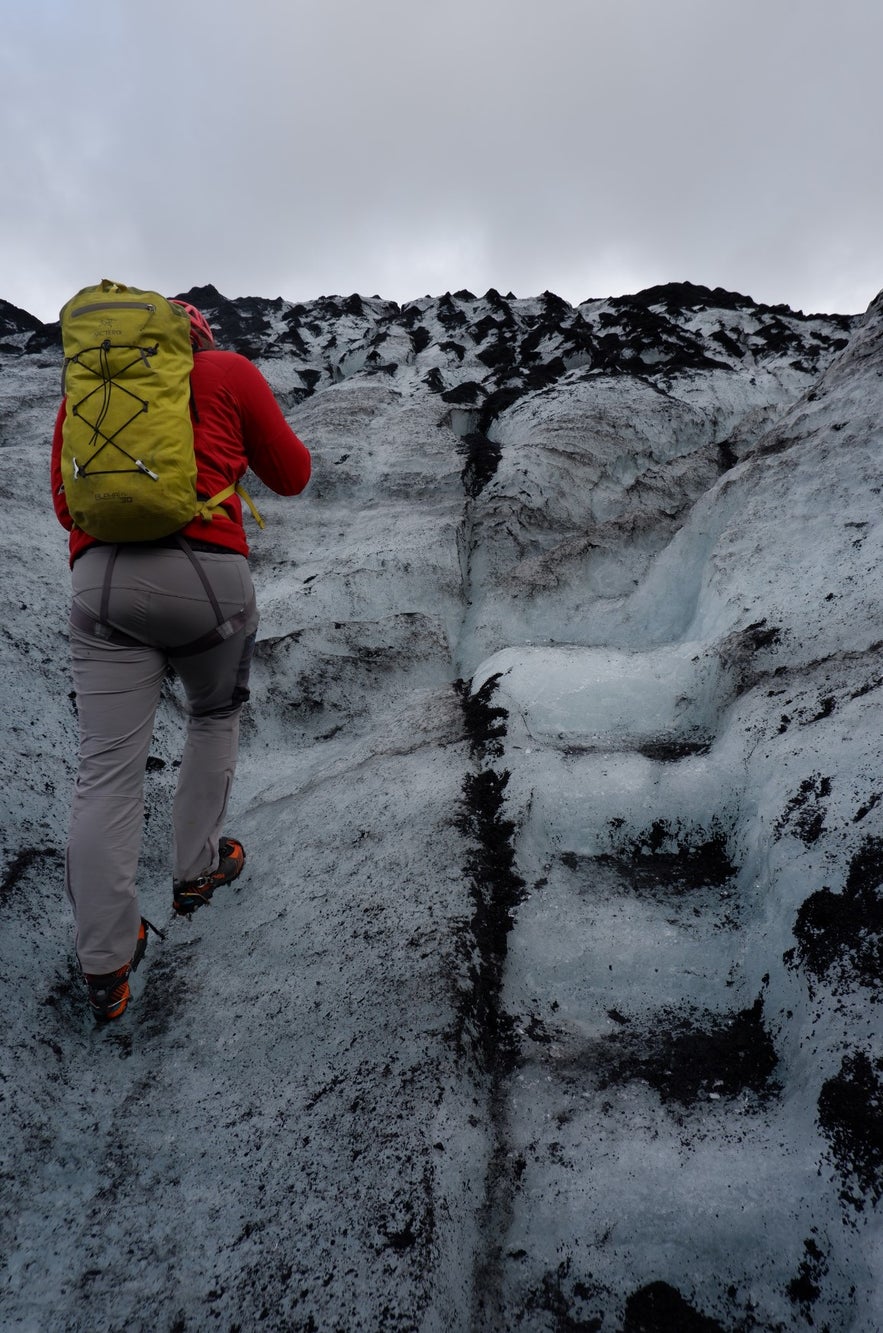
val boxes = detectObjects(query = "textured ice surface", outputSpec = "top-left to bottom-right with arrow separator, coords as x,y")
1,283 -> 881,1329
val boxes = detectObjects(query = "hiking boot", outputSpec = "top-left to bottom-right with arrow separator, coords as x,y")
85,964 -> 133,1023
173,837 -> 246,916
84,918 -> 155,1023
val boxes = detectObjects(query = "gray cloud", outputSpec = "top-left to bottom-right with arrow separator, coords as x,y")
3,0 -> 881,321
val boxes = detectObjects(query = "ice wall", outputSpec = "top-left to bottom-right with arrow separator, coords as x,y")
0,283 -> 879,1330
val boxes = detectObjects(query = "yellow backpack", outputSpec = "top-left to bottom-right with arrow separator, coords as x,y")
59,279 -> 259,542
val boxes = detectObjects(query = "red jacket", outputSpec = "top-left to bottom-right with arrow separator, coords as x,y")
51,349 -> 311,564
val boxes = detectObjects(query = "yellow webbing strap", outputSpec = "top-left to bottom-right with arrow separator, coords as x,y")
197,483 -> 266,530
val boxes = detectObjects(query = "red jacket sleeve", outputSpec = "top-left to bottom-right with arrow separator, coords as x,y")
50,400 -> 74,531
229,356 -> 312,495
189,351 -> 311,499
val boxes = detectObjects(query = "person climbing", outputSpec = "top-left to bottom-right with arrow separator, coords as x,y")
51,294 -> 311,1022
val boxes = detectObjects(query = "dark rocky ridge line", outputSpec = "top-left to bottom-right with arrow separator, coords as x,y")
2,281 -> 855,406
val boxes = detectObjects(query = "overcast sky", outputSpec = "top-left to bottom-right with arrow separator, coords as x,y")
3,0 -> 881,323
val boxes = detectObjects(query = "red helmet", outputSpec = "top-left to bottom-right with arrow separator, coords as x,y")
169,299 -> 216,350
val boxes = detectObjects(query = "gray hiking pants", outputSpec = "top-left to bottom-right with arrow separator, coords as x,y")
67,543 -> 259,974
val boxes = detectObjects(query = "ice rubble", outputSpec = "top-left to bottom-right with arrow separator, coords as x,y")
0,282 -> 880,1330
